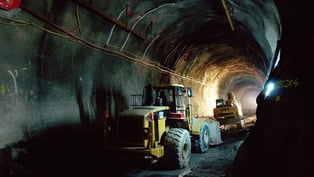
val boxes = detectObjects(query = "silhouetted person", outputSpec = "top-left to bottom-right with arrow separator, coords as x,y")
159,90 -> 169,106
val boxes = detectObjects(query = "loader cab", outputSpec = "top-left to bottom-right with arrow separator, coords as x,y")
216,99 -> 226,107
143,84 -> 192,113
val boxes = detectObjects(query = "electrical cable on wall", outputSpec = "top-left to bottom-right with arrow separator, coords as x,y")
0,6 -> 206,85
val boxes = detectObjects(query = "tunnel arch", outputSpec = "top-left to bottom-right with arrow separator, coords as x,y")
0,0 -> 281,150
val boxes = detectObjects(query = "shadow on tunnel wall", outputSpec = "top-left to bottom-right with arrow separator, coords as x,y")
0,111 -> 116,177
0,86 -> 132,177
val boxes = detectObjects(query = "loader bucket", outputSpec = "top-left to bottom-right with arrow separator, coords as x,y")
208,120 -> 223,145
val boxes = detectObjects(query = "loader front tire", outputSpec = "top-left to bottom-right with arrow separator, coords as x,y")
163,128 -> 191,169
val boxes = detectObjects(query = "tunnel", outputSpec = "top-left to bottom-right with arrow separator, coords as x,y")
0,0 -> 312,177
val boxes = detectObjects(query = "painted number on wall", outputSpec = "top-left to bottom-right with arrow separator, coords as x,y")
278,78 -> 299,89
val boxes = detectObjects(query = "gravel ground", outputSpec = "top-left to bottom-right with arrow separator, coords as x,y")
0,128 -> 249,177
185,133 -> 247,177
120,131 -> 249,177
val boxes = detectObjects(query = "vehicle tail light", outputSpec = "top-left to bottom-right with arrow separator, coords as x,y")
168,113 -> 185,119
149,112 -> 154,121
0,0 -> 20,11
103,111 -> 109,119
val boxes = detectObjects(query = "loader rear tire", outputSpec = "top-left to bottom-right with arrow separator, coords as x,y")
192,122 -> 210,153
163,128 -> 191,169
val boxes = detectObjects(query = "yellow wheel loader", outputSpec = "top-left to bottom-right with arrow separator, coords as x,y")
103,84 -> 222,169
213,92 -> 244,132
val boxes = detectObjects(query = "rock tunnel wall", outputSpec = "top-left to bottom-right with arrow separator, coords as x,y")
0,1 -> 164,148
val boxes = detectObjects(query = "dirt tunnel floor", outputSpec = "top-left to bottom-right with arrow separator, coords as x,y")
0,129 -> 249,177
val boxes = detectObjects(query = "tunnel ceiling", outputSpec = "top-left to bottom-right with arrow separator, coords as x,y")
95,0 -> 277,104
57,0 -> 279,113
0,0 -> 282,147
1,0 -> 281,108
70,0 -> 279,112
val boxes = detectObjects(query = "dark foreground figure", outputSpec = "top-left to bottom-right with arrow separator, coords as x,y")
229,1 -> 314,177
